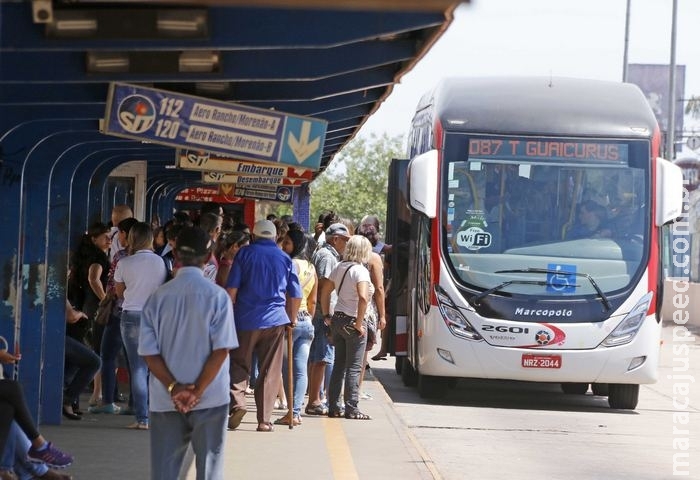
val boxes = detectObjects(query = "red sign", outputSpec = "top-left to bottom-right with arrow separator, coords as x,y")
175,186 -> 246,204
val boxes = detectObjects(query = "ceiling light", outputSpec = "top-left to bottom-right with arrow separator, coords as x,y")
179,51 -> 220,73
157,10 -> 208,37
87,52 -> 129,73
46,11 -> 97,37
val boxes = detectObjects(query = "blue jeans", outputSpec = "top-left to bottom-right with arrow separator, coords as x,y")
328,314 -> 367,415
0,422 -> 48,479
121,310 -> 149,424
150,404 -> 229,480
64,335 -> 101,406
282,313 -> 314,416
101,313 -> 125,404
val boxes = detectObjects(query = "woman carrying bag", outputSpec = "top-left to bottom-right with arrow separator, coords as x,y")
319,235 -> 374,420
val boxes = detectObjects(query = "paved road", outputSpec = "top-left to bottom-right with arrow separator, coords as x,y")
370,324 -> 700,480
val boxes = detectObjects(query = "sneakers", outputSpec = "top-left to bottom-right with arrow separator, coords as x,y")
304,403 -> 328,416
126,422 -> 149,430
88,403 -> 121,414
273,398 -> 288,410
27,442 -> 73,468
359,391 -> 373,400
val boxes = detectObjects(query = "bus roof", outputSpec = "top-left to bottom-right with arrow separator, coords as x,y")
417,76 -> 658,139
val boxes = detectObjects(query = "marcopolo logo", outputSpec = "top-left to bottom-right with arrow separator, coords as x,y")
118,94 -> 156,134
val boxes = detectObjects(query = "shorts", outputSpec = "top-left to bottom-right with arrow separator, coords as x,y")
308,315 -> 335,364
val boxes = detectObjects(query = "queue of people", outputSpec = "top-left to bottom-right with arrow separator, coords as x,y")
1,203 -> 391,480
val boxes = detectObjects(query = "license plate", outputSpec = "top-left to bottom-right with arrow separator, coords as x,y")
521,354 -> 561,369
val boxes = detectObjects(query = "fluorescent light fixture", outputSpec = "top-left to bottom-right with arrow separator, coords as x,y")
179,51 -> 219,73
46,11 -> 98,36
196,82 -> 230,95
157,10 -> 207,36
87,52 -> 129,73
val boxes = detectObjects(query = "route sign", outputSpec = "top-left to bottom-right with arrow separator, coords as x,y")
103,82 -> 327,170
175,186 -> 245,204
224,183 -> 294,203
178,149 -> 313,180
202,171 -> 306,186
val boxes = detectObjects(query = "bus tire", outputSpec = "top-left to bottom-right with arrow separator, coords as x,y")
401,358 -> 418,387
560,382 -> 589,395
591,383 -> 609,396
418,373 -> 448,399
607,384 -> 639,409
395,356 -> 403,375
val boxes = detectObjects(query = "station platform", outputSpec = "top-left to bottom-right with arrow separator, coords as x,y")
39,361 -> 438,480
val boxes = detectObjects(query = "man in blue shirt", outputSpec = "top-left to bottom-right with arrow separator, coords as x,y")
139,226 -> 237,480
226,219 -> 302,432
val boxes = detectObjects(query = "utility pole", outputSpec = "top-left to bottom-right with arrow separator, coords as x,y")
622,0 -> 631,82
666,0 -> 678,160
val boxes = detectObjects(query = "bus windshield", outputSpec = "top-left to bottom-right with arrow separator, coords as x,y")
442,134 -> 650,298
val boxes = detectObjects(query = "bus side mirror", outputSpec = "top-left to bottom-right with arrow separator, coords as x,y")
655,157 -> 684,226
408,149 -> 438,218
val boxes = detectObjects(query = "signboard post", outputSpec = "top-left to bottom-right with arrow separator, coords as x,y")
103,82 -> 327,171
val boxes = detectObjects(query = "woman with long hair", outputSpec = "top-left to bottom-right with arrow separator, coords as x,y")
66,222 -> 111,408
275,230 -> 317,426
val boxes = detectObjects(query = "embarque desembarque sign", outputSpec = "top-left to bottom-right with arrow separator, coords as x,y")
178,149 -> 313,181
103,83 -> 327,170
201,171 -> 306,186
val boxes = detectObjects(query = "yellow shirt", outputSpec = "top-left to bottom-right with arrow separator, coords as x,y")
294,259 -> 316,312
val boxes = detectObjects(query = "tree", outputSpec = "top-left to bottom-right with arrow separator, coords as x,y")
310,133 -> 404,228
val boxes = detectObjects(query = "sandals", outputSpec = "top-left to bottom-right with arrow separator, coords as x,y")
274,414 -> 301,426
371,353 -> 387,361
345,411 -> 372,420
256,422 -> 275,432
304,403 -> 328,416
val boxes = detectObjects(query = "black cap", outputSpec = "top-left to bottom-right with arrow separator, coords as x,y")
175,226 -> 211,256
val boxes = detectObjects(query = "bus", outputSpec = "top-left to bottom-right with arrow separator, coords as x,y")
387,77 -> 683,409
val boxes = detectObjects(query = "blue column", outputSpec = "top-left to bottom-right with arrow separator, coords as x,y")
293,183 -> 311,232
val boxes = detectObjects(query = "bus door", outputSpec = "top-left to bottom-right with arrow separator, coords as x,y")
385,159 -> 410,362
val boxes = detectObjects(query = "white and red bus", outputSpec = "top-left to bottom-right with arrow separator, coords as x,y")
386,77 -> 683,409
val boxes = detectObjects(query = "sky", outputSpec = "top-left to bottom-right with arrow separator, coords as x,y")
358,0 -> 700,158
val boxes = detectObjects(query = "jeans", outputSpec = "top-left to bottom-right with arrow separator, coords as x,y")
121,310 -> 149,424
150,404 -> 229,480
64,336 -> 101,406
282,313 -> 314,416
327,315 -> 367,415
0,422 -> 48,479
101,313 -> 125,404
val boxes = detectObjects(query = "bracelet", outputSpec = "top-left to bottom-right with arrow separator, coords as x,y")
167,381 -> 178,395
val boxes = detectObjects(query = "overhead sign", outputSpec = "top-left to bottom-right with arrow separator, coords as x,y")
178,149 -> 313,180
103,82 -> 327,170
202,171 -> 306,186
175,186 -> 245,204
222,183 -> 294,203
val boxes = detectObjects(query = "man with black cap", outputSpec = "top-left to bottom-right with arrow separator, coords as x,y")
139,226 -> 237,480
304,222 -> 351,415
225,219 -> 302,432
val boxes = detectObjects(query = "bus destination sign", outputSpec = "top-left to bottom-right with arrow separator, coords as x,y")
468,138 -> 628,163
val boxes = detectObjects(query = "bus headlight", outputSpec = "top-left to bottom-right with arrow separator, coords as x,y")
602,292 -> 653,347
435,286 -> 483,341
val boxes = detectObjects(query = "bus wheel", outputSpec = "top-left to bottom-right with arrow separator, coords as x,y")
607,384 -> 639,409
401,358 -> 418,387
591,383 -> 609,396
560,383 -> 589,395
395,356 -> 403,375
418,373 -> 448,399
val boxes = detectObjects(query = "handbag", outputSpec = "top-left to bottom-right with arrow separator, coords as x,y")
93,292 -> 116,325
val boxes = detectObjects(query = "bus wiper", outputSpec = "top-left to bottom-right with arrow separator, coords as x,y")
496,268 -> 612,311
470,279 -> 578,306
